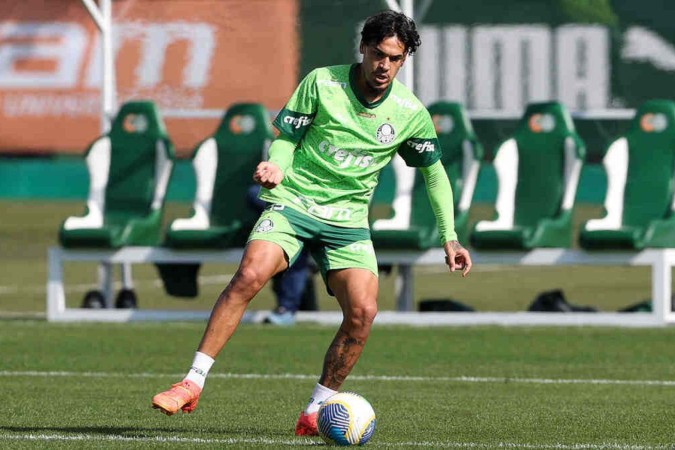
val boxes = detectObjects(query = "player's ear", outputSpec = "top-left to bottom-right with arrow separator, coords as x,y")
359,41 -> 365,55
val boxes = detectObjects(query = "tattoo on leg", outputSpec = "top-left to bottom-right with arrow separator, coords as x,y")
320,328 -> 366,389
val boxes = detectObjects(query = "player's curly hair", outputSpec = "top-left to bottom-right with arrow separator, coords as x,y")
360,10 -> 421,55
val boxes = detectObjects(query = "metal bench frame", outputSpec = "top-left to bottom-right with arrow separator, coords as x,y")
47,246 -> 675,326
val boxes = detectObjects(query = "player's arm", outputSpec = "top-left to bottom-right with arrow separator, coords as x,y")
254,69 -> 319,189
419,160 -> 472,277
397,106 -> 472,276
254,136 -> 295,189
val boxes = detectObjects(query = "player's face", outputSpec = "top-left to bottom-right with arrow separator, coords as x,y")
359,36 -> 407,93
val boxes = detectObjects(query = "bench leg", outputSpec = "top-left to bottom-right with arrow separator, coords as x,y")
652,251 -> 673,323
121,263 -> 134,289
47,247 -> 66,321
395,264 -> 414,311
98,262 -> 114,308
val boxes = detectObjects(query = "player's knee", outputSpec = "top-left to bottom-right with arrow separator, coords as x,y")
345,303 -> 378,331
231,266 -> 267,296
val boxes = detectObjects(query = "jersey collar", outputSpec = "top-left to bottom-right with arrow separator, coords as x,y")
349,63 -> 393,109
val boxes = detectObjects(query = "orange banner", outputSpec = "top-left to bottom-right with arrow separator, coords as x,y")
0,0 -> 298,156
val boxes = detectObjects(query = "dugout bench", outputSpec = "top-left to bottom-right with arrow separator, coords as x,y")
46,245 -> 675,326
48,101 -> 675,326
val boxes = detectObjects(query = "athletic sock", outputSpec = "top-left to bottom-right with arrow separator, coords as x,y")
184,351 -> 215,389
304,383 -> 338,414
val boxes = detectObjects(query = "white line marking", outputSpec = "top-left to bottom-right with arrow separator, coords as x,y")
0,433 -> 666,449
1,370 -> 674,387
0,433 -> 315,446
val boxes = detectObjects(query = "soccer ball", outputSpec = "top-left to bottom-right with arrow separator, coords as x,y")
317,392 -> 376,446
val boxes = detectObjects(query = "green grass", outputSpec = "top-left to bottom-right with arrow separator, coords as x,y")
1,322 -> 675,448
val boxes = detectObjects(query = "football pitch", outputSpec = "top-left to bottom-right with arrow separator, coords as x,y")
1,322 -> 675,449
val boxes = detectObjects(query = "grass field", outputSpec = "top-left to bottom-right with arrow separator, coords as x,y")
2,321 -> 675,449
2,200 -> 675,448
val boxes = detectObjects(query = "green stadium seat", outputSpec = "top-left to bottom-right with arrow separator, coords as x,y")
156,103 -> 273,297
470,101 -> 585,250
59,100 -> 175,248
579,100 -> 675,250
163,103 -> 274,249
370,102 -> 483,249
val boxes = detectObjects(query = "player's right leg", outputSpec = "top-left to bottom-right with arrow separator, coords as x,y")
266,250 -> 310,325
152,233 -> 293,415
152,379 -> 203,416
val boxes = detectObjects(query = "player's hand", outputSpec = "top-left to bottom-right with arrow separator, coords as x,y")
444,240 -> 472,277
253,161 -> 283,189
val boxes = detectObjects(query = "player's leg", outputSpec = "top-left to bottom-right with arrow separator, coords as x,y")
296,268 -> 378,435
266,248 -> 310,325
152,207 -> 304,416
196,239 -> 289,356
296,227 -> 378,435
151,240 -> 288,416
321,268 -> 379,388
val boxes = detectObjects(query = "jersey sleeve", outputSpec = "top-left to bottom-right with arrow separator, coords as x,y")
420,160 -> 458,244
272,69 -> 319,143
397,109 -> 442,167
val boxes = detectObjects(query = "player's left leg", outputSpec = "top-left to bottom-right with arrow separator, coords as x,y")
295,225 -> 379,436
321,268 -> 379,388
295,268 -> 378,435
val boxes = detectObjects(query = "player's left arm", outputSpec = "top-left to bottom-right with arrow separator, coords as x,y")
419,161 -> 472,277
397,106 -> 472,277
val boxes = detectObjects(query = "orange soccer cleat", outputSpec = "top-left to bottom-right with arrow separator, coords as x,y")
151,380 -> 202,416
295,410 -> 319,436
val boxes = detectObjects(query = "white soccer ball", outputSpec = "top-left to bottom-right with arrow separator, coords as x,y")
317,392 -> 376,446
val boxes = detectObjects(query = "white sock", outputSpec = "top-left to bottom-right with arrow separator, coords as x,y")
304,383 -> 338,414
184,351 -> 215,389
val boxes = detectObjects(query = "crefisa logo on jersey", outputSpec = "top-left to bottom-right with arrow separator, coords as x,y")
376,123 -> 396,144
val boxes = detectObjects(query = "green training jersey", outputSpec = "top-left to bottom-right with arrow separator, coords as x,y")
261,63 -> 441,228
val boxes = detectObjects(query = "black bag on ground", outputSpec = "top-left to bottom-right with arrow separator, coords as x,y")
528,289 -> 597,312
155,263 -> 200,298
418,298 -> 475,312
618,300 -> 652,312
619,295 -> 675,312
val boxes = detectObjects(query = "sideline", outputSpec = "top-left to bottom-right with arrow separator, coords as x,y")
1,370 -> 674,387
0,432 -> 664,449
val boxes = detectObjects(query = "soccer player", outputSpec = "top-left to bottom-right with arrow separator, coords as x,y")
151,9 -> 473,436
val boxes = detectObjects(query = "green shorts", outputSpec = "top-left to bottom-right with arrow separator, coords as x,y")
247,204 -> 378,286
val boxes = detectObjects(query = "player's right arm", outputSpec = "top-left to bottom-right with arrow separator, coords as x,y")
253,136 -> 295,189
254,69 -> 320,189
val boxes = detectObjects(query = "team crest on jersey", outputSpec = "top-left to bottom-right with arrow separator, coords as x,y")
376,123 -> 396,144
255,219 -> 274,233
